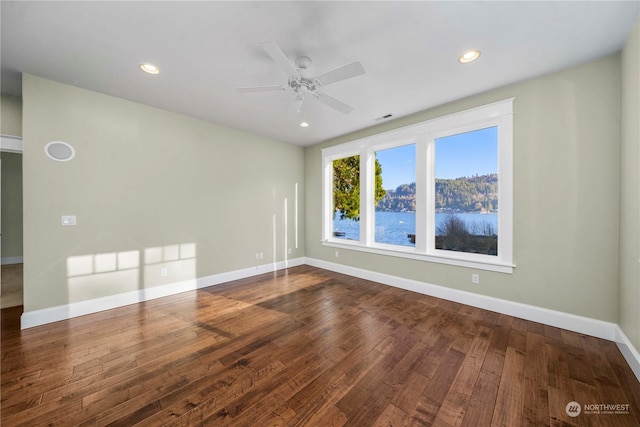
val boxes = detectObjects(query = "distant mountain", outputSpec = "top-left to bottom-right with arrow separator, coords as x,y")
436,174 -> 498,213
376,174 -> 498,213
376,182 -> 416,212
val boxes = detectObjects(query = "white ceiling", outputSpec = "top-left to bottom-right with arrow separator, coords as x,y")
2,1 -> 638,146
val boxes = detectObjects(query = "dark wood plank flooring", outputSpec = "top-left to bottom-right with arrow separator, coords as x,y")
2,265 -> 639,426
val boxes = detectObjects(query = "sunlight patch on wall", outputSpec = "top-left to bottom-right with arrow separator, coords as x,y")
66,243 -> 197,303
284,197 -> 289,264
272,214 -> 277,266
67,250 -> 140,303
143,243 -> 197,288
295,183 -> 299,249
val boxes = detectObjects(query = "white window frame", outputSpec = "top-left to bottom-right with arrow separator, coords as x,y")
322,98 -> 514,274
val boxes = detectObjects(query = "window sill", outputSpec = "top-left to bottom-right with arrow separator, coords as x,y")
322,240 -> 514,274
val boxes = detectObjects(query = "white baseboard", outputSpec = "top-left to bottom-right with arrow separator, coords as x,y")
20,257 -> 304,329
614,326 -> 640,382
306,257 -> 640,382
1,256 -> 23,265
305,257 -> 617,340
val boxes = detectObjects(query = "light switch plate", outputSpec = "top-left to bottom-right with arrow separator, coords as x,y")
61,215 -> 77,226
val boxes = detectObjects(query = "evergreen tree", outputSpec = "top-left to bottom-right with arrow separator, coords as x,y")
333,155 -> 386,220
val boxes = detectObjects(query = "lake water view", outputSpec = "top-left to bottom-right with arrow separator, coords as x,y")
333,211 -> 498,247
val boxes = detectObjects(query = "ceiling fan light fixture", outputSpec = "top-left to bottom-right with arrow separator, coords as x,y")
140,63 -> 160,74
459,50 -> 481,63
299,121 -> 310,128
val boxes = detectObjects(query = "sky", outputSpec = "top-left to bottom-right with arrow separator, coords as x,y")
435,126 -> 498,180
375,126 -> 498,190
375,144 -> 416,190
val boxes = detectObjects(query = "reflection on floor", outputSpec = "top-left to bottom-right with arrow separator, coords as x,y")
1,263 -> 23,309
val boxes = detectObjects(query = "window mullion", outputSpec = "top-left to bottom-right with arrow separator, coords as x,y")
360,150 -> 375,245
322,157 -> 333,241
415,135 -> 428,253
424,135 -> 436,254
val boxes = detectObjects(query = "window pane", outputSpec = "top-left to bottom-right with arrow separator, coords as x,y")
375,144 -> 416,247
435,127 -> 498,255
332,155 -> 360,241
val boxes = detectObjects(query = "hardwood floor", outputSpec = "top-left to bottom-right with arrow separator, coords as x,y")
2,265 -> 640,426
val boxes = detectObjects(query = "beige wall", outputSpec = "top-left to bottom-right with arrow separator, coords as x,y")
22,74 -> 304,312
1,95 -> 23,137
619,19 -> 640,350
1,152 -> 23,260
305,55 -> 621,323
1,95 -> 24,260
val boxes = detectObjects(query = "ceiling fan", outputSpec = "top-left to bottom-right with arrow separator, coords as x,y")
236,42 -> 365,115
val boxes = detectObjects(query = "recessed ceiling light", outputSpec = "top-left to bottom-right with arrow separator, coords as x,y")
459,50 -> 481,64
299,122 -> 310,128
140,63 -> 160,74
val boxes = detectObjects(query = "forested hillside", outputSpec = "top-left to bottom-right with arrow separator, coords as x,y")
436,174 -> 498,213
376,174 -> 498,213
376,182 -> 416,212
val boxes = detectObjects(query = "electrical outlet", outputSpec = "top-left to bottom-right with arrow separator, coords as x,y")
255,253 -> 260,261
161,268 -> 168,277
259,252 -> 264,259
335,251 -> 339,258
471,274 -> 479,284
288,248 -> 292,254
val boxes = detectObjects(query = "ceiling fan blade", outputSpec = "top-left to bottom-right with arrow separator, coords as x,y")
259,42 -> 299,77
316,93 -> 354,115
236,85 -> 286,93
315,61 -> 365,86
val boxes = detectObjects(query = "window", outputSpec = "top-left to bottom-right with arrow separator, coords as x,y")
322,99 -> 513,273
375,144 -> 416,247
332,155 -> 360,241
434,127 -> 498,256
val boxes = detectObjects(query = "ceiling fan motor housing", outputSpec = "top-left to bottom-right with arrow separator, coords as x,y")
288,76 -> 319,94
295,56 -> 312,71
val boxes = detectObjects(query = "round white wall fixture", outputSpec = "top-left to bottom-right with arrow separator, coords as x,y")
45,141 -> 75,162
